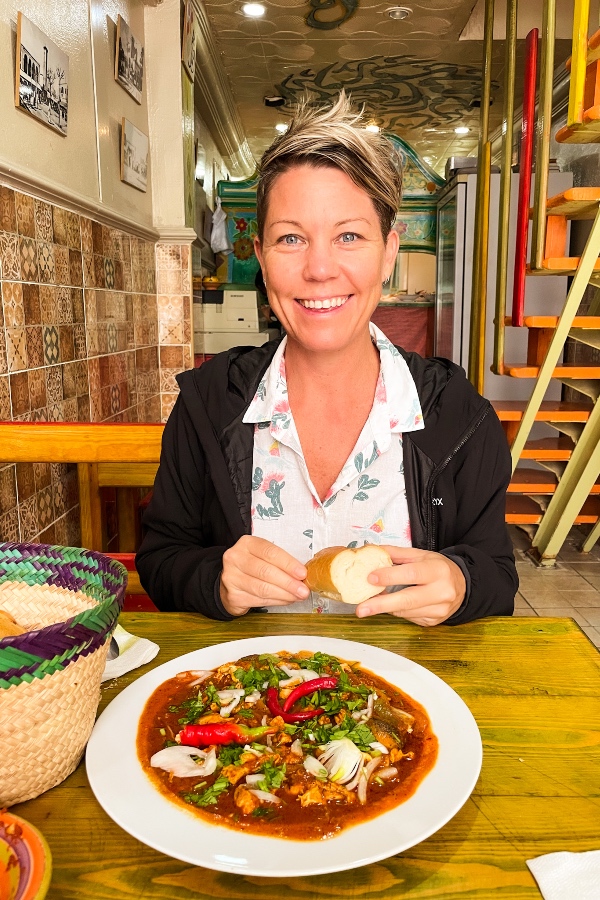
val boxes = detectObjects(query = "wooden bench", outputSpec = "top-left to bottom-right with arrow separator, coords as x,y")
0,422 -> 164,596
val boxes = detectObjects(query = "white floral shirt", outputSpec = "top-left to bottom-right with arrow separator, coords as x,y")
242,323 -> 424,613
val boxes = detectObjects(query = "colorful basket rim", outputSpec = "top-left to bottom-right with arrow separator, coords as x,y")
0,542 -> 126,688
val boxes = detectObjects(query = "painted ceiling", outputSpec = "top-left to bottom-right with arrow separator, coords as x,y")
201,0 -> 576,173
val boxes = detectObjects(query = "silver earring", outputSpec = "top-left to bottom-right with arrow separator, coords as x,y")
383,276 -> 390,285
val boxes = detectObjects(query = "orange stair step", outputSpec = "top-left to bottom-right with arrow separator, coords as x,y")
492,400 -> 593,422
506,364 -> 600,378
535,188 -> 600,219
527,258 -> 600,274
556,112 -> 600,143
506,494 -> 544,523
505,316 -> 600,328
508,468 -> 600,494
521,436 -> 575,460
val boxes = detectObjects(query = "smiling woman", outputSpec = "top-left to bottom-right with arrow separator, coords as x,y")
136,93 -> 518,627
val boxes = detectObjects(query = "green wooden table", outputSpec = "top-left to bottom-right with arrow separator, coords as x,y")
14,614 -> 600,900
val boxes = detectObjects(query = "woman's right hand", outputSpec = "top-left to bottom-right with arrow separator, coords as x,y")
219,535 -> 309,616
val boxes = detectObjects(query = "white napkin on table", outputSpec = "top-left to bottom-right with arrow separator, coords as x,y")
101,624 -> 159,683
526,850 -> 600,900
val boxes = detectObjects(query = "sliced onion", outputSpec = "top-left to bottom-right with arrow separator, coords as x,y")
351,708 -> 367,721
346,760 -> 365,792
365,755 -> 383,782
369,741 -> 390,755
318,739 -> 363,784
245,690 -> 261,705
176,669 -> 213,685
242,744 -> 263,757
357,770 -> 368,805
378,766 -> 398,780
218,689 -> 245,718
245,773 -> 264,786
248,789 -> 281,804
303,755 -> 328,780
280,665 -> 320,682
290,739 -> 303,756
150,745 -> 217,779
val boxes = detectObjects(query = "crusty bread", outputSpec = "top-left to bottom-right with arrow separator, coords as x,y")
305,545 -> 392,605
0,608 -> 26,638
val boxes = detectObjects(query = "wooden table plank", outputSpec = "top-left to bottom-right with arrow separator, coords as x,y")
12,614 -> 600,900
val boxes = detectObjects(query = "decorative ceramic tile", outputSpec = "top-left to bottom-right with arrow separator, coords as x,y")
0,187 -> 17,233
37,241 -> 55,284
111,230 -> 123,260
59,326 -> 75,362
2,281 -> 24,327
0,332 -> 7,376
0,376 -> 10,418
57,285 -> 73,324
95,291 -> 106,322
107,322 -> 118,352
0,507 -> 20,542
45,365 -> 63,404
88,357 -> 100,393
39,285 -> 58,324
97,325 -> 108,355
82,253 -> 95,288
43,327 -> 60,365
34,199 -> 54,243
104,257 -> 115,289
94,255 -> 106,288
86,326 -> 99,356
160,368 -> 179,392
50,463 -> 67,482
6,328 -> 28,372
182,268 -> 190,294
0,233 -> 21,280
0,465 -> 17,514
37,486 -> 54,529
31,407 -> 48,421
77,394 -> 90,422
110,384 -> 120,414
33,463 -> 51,492
126,321 -> 135,348
19,495 -> 39,542
62,396 -> 77,421
26,327 -> 44,369
159,322 -> 184,344
74,323 -> 87,359
181,245 -> 189,269
16,462 -> 36,502
52,478 -> 67,518
74,360 -> 89,396
15,192 -> 35,238
62,361 -> 77,399
80,217 -> 93,254
47,402 -> 64,422
102,225 -> 113,258
122,258 -> 132,292
66,212 -> 81,251
54,244 -> 70,285
22,283 -> 40,325
90,391 -> 102,422
19,237 -> 38,281
52,207 -> 68,246
147,269 -> 156,293
71,289 -> 84,323
114,259 -> 124,291
101,386 -> 112,420
69,249 -> 83,287
156,244 -> 180,270
28,367 -> 46,410
161,392 -> 177,422
92,221 -> 103,255
10,371 -> 30,417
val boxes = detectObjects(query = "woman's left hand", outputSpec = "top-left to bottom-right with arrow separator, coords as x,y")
356,546 -> 466,626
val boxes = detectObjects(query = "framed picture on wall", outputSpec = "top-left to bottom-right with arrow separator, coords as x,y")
182,0 -> 196,81
15,12 -> 69,135
115,14 -> 144,104
120,118 -> 149,192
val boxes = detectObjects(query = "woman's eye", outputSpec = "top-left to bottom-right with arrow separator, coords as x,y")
281,234 -> 300,245
340,232 -> 359,243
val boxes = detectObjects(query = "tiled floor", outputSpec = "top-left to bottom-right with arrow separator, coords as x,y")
510,525 -> 600,649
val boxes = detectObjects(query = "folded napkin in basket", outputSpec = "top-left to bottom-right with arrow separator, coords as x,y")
101,624 -> 159,682
526,850 -> 600,900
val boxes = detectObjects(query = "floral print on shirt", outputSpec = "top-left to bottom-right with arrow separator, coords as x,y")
244,323 -> 424,613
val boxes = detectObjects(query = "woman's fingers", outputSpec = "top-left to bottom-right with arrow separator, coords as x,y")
221,535 -> 309,615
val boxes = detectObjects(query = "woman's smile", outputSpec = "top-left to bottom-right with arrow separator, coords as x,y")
295,294 -> 352,310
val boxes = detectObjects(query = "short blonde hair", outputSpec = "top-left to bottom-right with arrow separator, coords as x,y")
256,93 -> 402,241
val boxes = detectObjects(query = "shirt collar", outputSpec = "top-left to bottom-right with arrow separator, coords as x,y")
242,323 -> 424,434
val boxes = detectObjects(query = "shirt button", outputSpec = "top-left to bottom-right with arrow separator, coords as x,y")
316,507 -> 325,518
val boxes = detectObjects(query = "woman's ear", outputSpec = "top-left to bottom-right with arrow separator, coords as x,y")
384,227 -> 399,277
254,236 -> 263,267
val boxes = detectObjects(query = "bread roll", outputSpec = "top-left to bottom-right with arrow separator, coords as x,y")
305,545 -> 392,605
0,609 -> 26,637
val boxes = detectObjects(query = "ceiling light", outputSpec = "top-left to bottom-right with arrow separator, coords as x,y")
275,123 -> 288,133
387,6 -> 412,19
454,126 -> 470,134
365,123 -> 381,133
242,3 -> 266,17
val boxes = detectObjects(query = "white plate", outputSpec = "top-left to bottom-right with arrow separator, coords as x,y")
86,636 -> 482,877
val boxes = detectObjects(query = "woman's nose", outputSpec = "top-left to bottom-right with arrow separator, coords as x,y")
302,238 -> 340,281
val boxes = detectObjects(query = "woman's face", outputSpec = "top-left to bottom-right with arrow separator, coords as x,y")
255,164 -> 399,355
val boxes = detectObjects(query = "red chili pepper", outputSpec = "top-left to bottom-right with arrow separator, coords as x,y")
178,722 -> 275,747
282,676 -> 339,713
266,687 -> 324,724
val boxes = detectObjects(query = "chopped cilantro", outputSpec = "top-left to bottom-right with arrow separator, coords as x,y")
182,776 -> 230,807
218,745 -> 244,766
236,708 -> 254,719
205,683 -> 220,705
252,807 -> 277,818
257,759 -> 286,791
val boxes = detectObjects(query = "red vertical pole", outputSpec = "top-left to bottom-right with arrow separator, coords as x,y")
512,28 -> 539,327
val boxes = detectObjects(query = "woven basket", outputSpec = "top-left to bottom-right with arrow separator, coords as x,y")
0,543 -> 126,806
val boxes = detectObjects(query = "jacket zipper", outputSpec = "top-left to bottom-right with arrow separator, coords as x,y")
425,405 -> 491,550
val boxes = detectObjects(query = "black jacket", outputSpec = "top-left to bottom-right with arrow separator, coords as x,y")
137,341 -> 518,622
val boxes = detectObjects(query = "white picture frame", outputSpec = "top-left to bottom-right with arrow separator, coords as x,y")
15,12 -> 69,135
120,118 -> 149,192
115,14 -> 144,104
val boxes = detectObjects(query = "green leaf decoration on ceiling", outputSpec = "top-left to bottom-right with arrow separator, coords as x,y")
306,1 -> 359,31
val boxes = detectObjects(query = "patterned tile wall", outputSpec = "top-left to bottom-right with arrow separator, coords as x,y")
0,183 -> 193,547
